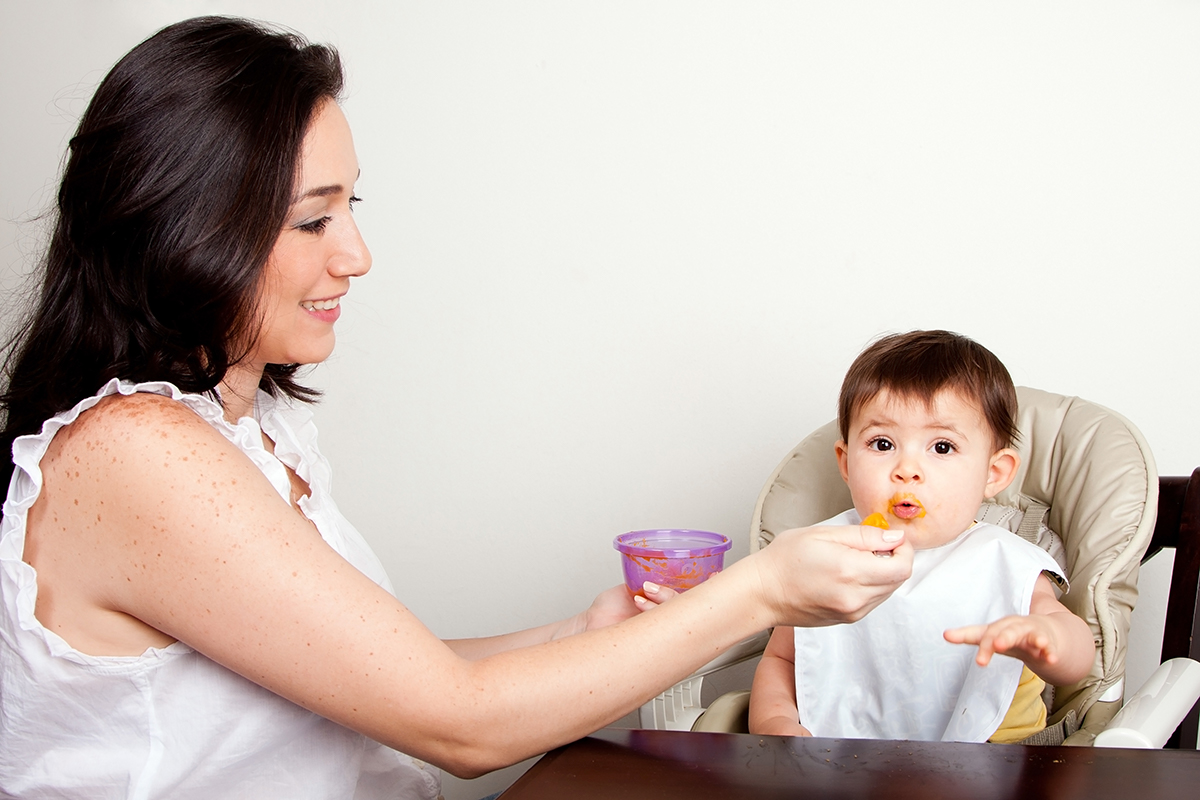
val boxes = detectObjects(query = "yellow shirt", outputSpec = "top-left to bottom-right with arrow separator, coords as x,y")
988,666 -> 1047,743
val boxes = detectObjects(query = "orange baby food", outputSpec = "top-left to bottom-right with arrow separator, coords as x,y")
862,512 -> 889,529
624,554 -> 714,597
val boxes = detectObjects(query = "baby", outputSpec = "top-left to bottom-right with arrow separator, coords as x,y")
749,330 -> 1094,743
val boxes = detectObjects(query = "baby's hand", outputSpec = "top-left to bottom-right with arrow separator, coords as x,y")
944,615 -> 1060,669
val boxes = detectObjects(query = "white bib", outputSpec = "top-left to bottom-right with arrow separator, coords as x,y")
795,510 -> 1064,742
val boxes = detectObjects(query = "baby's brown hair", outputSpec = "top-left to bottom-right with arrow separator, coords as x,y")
837,330 -> 1019,451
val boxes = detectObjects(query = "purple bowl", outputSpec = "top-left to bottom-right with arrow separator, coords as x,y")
613,529 -> 732,596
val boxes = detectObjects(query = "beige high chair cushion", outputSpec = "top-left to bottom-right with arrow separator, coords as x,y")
751,387 -> 1157,740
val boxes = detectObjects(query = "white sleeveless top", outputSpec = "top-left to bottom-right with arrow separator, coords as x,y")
0,379 -> 442,800
794,509 -> 1065,742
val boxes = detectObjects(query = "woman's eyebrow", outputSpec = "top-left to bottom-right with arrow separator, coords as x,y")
295,184 -> 343,201
292,170 -> 360,203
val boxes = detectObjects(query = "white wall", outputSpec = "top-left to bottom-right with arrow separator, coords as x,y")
3,2 -> 1198,796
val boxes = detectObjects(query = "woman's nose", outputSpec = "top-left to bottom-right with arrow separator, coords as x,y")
331,216 -> 372,278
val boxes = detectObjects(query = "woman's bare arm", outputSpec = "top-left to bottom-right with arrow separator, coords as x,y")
28,393 -> 911,778
443,584 -> 657,660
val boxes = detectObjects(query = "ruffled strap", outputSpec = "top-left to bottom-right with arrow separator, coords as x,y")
256,396 -> 333,508
1,378 -> 224,666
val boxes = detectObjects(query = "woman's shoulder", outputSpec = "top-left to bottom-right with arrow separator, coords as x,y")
77,391 -> 213,447
31,381 -> 236,476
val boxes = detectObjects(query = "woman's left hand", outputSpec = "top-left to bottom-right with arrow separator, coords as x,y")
546,583 -> 685,641
582,583 -> 678,632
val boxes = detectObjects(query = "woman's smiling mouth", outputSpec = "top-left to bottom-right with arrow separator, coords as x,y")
300,296 -> 342,323
301,297 -> 340,312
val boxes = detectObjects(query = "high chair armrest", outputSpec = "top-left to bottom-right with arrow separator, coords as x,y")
636,629 -> 771,730
1093,658 -> 1200,748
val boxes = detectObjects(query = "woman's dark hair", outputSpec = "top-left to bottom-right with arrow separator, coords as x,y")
0,16 -> 343,486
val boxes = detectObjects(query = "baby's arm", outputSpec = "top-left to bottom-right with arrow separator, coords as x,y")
749,626 -> 813,737
943,573 -> 1094,686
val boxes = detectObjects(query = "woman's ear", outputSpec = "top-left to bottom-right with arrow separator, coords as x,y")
983,447 -> 1020,499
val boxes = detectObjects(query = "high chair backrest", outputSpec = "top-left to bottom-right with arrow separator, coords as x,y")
1141,469 -> 1200,747
751,387 -> 1158,742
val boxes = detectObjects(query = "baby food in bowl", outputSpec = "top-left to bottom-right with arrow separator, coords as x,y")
613,529 -> 732,597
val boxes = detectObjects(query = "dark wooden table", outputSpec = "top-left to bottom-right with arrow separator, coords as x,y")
500,728 -> 1200,799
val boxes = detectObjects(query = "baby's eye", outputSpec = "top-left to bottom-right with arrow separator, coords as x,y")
867,437 -> 894,452
933,440 -> 955,455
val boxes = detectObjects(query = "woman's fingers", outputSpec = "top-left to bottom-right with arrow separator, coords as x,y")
856,523 -> 906,556
632,582 -> 679,610
756,525 -> 914,627
580,585 -> 643,631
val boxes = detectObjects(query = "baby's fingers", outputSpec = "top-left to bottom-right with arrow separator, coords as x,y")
999,631 -> 1055,664
945,624 -> 998,666
943,624 -> 987,645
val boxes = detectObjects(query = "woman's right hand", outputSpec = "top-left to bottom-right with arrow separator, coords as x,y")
749,524 -> 913,629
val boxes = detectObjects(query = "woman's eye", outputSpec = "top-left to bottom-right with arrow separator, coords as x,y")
296,216 -> 332,234
349,195 -> 363,211
867,438 -> 894,452
933,441 -> 955,455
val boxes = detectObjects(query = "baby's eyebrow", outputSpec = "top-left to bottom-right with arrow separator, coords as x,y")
926,422 -> 967,439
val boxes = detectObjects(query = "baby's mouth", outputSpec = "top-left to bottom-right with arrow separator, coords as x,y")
888,494 -> 926,521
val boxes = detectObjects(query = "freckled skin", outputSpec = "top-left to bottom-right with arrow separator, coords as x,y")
29,394 -> 306,653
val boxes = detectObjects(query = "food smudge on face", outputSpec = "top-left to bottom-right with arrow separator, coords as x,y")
887,493 -> 926,521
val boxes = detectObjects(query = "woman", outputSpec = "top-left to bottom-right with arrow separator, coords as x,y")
0,17 -> 912,798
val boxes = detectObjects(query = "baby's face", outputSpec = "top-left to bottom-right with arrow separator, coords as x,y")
835,388 -> 1017,550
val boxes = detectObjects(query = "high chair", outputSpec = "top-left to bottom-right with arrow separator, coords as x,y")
1107,468 -> 1200,748
640,387 -> 1200,747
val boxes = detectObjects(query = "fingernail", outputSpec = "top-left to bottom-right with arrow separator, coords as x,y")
882,530 -> 903,542
643,582 -> 661,596
633,595 -> 650,607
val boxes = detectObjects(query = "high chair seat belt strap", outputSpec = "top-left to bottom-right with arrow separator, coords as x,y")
1016,500 -> 1050,545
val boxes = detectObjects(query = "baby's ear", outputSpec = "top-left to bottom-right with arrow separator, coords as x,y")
834,440 -> 850,484
983,448 -> 1020,499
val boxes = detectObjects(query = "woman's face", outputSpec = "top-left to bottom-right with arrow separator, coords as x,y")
252,98 -> 371,368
